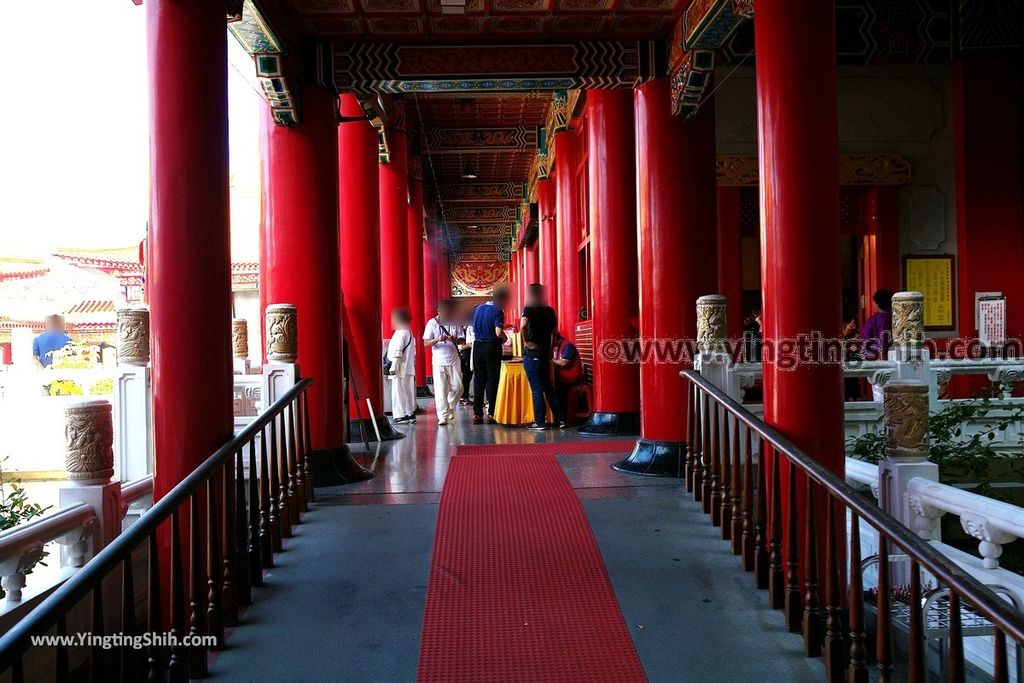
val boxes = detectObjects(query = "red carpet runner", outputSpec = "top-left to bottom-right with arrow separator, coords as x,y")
417,442 -> 646,682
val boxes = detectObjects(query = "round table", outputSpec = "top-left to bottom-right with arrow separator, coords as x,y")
493,360 -> 552,426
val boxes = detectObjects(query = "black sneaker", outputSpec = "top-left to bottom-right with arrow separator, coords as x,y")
527,422 -> 549,431
558,421 -> 568,430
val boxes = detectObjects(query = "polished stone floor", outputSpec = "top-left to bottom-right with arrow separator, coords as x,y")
212,402 -> 819,682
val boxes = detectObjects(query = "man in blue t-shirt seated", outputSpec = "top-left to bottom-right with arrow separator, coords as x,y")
33,315 -> 72,368
471,285 -> 510,423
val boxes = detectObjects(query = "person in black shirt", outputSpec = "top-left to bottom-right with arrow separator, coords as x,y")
520,283 -> 566,430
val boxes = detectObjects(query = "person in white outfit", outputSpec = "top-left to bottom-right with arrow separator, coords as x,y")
423,299 -> 463,426
387,307 -> 417,423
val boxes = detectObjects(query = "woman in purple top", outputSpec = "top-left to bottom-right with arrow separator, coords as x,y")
860,289 -> 894,361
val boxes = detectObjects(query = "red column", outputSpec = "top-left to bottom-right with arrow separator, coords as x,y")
537,179 -> 559,307
579,89 -> 640,435
423,220 -> 440,321
407,173 -> 427,388
756,0 -> 845,581
511,250 -> 521,320
554,131 -> 580,332
437,243 -> 450,300
524,243 -> 539,286
380,127 -> 410,337
617,77 -> 716,474
261,87 -> 344,451
147,0 -> 232,505
339,94 -> 398,441
717,187 -> 745,340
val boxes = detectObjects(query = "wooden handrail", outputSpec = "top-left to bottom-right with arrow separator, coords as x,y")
682,369 -> 1024,649
0,378 -> 313,675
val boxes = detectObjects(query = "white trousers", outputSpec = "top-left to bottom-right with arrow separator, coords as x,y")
432,364 -> 463,418
391,373 -> 417,419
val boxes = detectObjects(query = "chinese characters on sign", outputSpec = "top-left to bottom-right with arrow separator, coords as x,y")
978,296 -> 1006,347
904,256 -> 955,330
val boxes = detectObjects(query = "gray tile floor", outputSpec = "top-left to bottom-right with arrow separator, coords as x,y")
210,405 -> 821,682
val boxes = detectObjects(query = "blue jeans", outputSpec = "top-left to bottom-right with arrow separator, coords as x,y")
522,352 -> 564,424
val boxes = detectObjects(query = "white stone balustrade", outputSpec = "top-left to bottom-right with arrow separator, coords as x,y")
262,303 -> 300,409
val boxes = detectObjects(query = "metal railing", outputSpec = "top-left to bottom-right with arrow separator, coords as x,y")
682,369 -> 1024,682
0,379 -> 314,681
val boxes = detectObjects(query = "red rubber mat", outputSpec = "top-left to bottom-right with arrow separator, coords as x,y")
417,445 -> 647,682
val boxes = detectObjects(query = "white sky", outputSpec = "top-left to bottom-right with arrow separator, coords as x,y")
0,1 -> 262,261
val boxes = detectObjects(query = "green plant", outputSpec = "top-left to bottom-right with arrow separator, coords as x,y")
0,458 -> 52,598
846,393 -> 1024,498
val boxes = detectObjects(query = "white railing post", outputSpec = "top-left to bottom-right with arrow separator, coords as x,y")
695,295 -> 740,399
58,400 -> 122,567
878,379 -> 941,540
112,306 -> 153,481
262,304 -> 300,404
888,291 -> 941,410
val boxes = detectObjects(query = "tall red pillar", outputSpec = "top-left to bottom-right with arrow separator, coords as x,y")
756,0 -> 845,586
554,131 -> 580,333
437,243 -> 450,300
617,78 -> 717,474
339,94 -> 399,441
579,89 -> 640,435
260,87 -> 344,452
537,179 -> 559,312
511,250 -> 521,320
380,125 -> 410,337
407,171 -> 427,389
147,0 -> 233,507
423,219 -> 440,321
524,243 -> 539,286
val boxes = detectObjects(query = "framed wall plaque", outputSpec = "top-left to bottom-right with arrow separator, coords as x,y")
903,255 -> 955,331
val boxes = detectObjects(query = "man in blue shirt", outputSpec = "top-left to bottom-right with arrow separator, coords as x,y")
471,285 -> 510,423
33,315 -> 72,368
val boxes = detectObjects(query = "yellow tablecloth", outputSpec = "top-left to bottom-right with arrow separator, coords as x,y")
493,360 -> 553,426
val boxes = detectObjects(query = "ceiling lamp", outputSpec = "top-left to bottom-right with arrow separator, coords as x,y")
462,163 -> 477,179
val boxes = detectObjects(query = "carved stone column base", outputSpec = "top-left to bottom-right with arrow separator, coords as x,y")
307,447 -> 374,487
613,439 -> 686,477
577,411 -> 641,436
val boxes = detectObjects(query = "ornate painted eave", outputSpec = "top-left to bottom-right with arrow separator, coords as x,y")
716,153 -> 912,187
227,0 -> 300,126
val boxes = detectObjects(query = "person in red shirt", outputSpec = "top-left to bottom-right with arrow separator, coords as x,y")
551,330 -> 582,426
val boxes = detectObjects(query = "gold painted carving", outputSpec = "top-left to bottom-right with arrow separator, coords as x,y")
64,400 -> 115,483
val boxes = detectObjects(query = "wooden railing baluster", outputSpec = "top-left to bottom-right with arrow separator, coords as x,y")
696,390 -> 708,504
709,403 -> 721,523
754,436 -> 768,589
302,391 -> 315,501
55,615 -> 69,683
785,462 -> 802,632
121,555 -> 137,681
741,425 -> 755,571
947,590 -> 965,683
847,512 -> 868,683
169,511 -> 186,681
222,458 -> 239,627
285,404 -> 300,526
206,478 -> 224,649
188,494 -> 208,679
147,532 -> 163,681
719,410 -> 732,539
729,416 -> 743,554
802,479 -> 820,655
268,416 -> 284,550
292,400 -> 308,513
686,382 -> 696,492
876,536 -> 893,682
235,449 -> 252,606
277,413 -> 292,539
907,559 -> 924,683
258,426 -> 274,567
90,583 -> 105,683
993,629 -> 1009,683
823,498 -> 843,682
248,439 -> 264,588
768,448 -> 784,608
